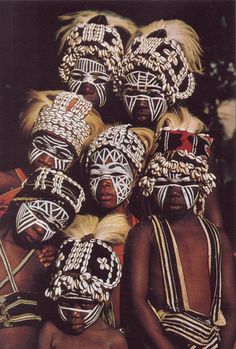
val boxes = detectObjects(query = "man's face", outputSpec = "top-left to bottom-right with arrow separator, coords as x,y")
15,200 -> 69,248
122,70 -> 168,127
89,147 -> 134,209
68,58 -> 111,108
153,173 -> 200,218
28,133 -> 75,171
57,296 -> 101,333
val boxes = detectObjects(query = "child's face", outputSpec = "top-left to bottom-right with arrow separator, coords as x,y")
28,133 -> 75,171
57,297 -> 101,333
153,174 -> 200,217
15,200 -> 68,247
89,147 -> 134,208
122,70 -> 168,126
68,57 -> 112,108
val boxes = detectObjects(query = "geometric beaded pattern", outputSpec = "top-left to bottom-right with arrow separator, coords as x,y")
139,149 -> 216,199
59,23 -> 124,94
32,91 -> 92,156
119,36 -> 196,105
45,238 -> 122,302
86,124 -> 146,173
14,167 -> 85,214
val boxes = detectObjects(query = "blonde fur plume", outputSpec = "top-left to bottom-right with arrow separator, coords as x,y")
57,10 -> 137,53
157,107 -> 207,135
139,19 -> 203,74
131,127 -> 155,154
64,213 -> 131,244
19,90 -> 63,138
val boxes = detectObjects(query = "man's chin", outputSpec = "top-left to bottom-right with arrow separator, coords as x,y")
164,208 -> 188,220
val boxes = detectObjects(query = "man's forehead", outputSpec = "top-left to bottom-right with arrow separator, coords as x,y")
157,173 -> 192,183
124,70 -> 161,89
74,57 -> 107,73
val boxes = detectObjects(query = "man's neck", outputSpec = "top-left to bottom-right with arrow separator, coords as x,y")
163,209 -> 198,225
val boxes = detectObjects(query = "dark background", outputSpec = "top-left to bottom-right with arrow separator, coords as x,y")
0,0 -> 235,238
0,0 -> 234,167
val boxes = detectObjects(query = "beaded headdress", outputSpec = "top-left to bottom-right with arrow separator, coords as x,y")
139,128 -> 216,216
12,168 -> 85,219
86,124 -> 146,173
31,92 -> 92,156
57,10 -> 137,94
119,19 -> 203,105
45,238 -> 122,302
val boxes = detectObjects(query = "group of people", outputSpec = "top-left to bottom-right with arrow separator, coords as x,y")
0,9 -> 235,349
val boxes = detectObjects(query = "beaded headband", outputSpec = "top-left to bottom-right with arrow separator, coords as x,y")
86,124 -> 146,173
12,168 -> 85,215
154,128 -> 213,160
45,238 -> 122,302
32,92 -> 92,156
119,35 -> 195,105
59,23 -> 124,93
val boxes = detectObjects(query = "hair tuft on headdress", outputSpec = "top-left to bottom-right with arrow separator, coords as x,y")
139,19 -> 203,74
64,213 -> 131,244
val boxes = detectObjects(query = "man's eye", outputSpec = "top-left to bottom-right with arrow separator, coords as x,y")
124,89 -> 138,96
56,152 -> 69,160
93,78 -> 107,84
71,72 -> 83,79
35,141 -> 46,150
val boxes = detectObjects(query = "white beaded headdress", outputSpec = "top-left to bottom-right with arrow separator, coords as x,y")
57,11 -> 137,94
139,129 -> 216,216
45,238 -> 122,302
12,167 -> 85,216
119,19 -> 203,105
31,91 -> 92,156
86,124 -> 146,173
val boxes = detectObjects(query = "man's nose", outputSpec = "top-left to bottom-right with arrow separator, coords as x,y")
98,178 -> 112,187
167,185 -> 182,196
38,153 -> 54,167
80,82 -> 96,94
136,98 -> 148,108
71,310 -> 83,318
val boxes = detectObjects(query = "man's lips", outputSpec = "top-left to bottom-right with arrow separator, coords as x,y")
133,111 -> 150,120
166,200 -> 184,209
97,193 -> 114,201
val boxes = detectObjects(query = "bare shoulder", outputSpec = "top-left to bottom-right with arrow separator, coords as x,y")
0,169 -> 20,193
107,328 -> 128,349
127,217 -> 154,241
218,228 -> 234,253
40,320 -> 58,336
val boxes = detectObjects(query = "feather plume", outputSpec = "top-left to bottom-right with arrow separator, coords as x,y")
157,107 -> 207,134
19,90 -> 63,138
64,213 -> 131,244
57,10 -> 137,53
139,19 -> 203,74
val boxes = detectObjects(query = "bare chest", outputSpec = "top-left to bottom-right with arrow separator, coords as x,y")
0,241 -> 45,295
